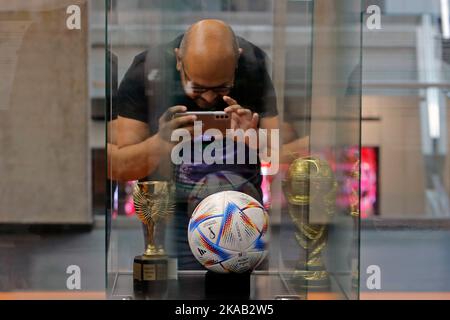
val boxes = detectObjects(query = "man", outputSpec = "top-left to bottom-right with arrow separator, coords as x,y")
113,19 -> 280,268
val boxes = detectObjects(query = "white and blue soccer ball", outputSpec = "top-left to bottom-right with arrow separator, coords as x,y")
188,190 -> 269,273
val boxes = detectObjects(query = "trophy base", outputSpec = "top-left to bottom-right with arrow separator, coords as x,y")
205,270 -> 251,300
133,254 -> 169,295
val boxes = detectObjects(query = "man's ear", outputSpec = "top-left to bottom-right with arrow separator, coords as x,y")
174,48 -> 181,71
235,48 -> 243,69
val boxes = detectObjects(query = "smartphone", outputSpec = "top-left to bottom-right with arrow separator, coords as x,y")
173,111 -> 231,135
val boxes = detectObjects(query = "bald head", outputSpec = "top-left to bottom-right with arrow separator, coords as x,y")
176,20 -> 240,108
177,20 -> 240,86
179,19 -> 239,63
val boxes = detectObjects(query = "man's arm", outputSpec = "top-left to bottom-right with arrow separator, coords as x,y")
108,108 -> 196,182
259,115 -> 279,156
108,117 -> 170,181
260,116 -> 310,170
116,116 -> 150,147
278,120 -> 309,164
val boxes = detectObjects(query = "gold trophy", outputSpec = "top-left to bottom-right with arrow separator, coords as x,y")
282,156 -> 337,291
132,181 -> 174,293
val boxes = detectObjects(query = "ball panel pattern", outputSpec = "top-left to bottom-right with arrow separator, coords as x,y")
188,190 -> 269,273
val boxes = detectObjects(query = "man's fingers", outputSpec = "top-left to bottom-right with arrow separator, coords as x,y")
252,113 -> 259,128
223,96 -> 238,106
224,105 -> 241,113
170,114 -> 196,129
230,112 -> 240,129
172,126 -> 194,142
169,105 -> 187,114
237,108 -> 252,118
182,126 -> 195,138
163,105 -> 187,121
224,105 -> 253,119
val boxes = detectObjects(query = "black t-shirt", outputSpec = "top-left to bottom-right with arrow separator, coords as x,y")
116,34 -> 278,205
117,34 -> 277,128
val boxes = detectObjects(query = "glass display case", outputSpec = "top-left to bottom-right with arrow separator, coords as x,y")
106,0 -> 362,300
3,0 -> 450,302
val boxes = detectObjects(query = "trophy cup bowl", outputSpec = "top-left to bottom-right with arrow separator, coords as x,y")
132,181 -> 174,294
282,156 -> 337,291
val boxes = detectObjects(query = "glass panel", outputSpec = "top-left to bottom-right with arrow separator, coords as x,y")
106,0 -> 361,300
0,1 -> 104,298
360,0 -> 450,299
279,0 -> 362,300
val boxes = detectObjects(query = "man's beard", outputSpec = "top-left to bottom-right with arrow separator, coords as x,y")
193,96 -> 227,110
195,98 -> 216,109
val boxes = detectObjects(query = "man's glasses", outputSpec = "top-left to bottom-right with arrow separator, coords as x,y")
181,64 -> 234,95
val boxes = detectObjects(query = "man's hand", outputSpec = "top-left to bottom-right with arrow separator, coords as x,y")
223,96 -> 259,131
157,105 -> 197,142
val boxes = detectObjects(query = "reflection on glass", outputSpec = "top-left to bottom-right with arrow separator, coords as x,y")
360,1 -> 450,298
106,0 -> 361,300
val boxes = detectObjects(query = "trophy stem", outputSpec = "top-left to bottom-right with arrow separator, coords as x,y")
144,220 -> 163,256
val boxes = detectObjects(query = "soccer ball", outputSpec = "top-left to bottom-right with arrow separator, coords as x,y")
188,190 -> 269,273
